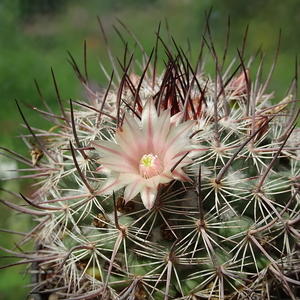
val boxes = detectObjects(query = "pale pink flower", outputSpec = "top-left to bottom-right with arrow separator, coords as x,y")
91,99 -> 196,210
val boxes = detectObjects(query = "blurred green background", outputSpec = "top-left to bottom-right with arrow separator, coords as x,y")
0,0 -> 299,299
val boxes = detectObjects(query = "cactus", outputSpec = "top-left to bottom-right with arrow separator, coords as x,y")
1,18 -> 300,300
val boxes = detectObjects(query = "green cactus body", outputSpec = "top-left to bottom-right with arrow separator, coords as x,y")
1,18 -> 300,300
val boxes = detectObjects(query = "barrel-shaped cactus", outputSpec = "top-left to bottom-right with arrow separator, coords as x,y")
1,19 -> 300,300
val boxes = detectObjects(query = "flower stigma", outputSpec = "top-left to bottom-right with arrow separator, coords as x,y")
139,153 -> 163,179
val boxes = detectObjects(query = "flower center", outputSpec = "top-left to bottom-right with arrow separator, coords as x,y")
139,154 -> 163,179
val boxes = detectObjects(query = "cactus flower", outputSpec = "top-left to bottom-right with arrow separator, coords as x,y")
91,99 -> 195,210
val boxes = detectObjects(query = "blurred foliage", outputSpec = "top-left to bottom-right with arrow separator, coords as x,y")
0,0 -> 299,299
20,0 -> 68,22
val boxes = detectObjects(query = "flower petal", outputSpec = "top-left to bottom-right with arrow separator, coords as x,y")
123,178 -> 145,202
96,172 -> 125,195
152,109 -> 171,156
92,140 -> 138,173
145,172 -> 173,188
164,152 -> 193,171
170,111 -> 184,126
115,114 -> 146,157
172,168 -> 192,182
97,170 -> 140,197
100,156 -> 137,174
140,186 -> 157,210
163,120 -> 195,161
141,99 -> 158,151
92,140 -> 123,158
